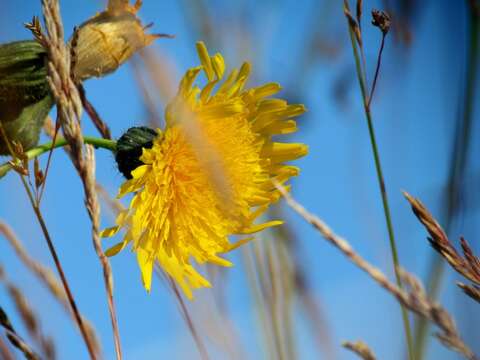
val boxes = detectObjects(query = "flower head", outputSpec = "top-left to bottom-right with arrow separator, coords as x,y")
102,42 -> 308,299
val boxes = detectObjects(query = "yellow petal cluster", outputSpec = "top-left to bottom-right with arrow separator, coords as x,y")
101,42 -> 308,299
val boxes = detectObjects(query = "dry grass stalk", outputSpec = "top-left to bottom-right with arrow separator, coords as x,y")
251,236 -> 296,360
272,210 -> 336,360
197,270 -> 246,360
0,335 -> 15,360
0,220 -> 64,301
153,268 -> 212,360
77,84 -> 112,139
0,266 -> 55,359
38,0 -> 122,358
343,340 -> 376,360
404,192 -> 480,303
274,181 -> 478,360
296,278 -> 335,360
0,306 -> 41,360
0,220 -> 101,354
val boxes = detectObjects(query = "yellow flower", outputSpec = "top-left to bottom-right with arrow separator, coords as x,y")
101,42 -> 308,299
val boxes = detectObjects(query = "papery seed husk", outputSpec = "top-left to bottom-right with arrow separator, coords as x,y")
71,11 -> 157,81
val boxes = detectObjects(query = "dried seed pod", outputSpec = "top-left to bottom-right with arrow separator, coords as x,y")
71,1 -> 165,81
0,40 -> 54,155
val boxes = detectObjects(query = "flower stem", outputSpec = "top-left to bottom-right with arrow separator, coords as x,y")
344,7 -> 414,359
0,137 -> 116,178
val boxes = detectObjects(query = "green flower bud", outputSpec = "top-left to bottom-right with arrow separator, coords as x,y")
0,40 -> 54,155
115,126 -> 157,179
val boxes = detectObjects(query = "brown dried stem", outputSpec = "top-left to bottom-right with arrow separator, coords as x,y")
77,84 -> 112,140
274,181 -> 478,360
38,0 -> 121,358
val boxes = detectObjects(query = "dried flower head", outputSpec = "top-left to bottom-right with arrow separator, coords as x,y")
371,9 -> 391,35
102,42 -> 308,299
71,0 -> 169,81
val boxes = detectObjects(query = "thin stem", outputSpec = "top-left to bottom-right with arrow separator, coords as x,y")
368,33 -> 386,108
38,120 -> 60,204
0,126 -> 99,359
78,84 -> 112,140
169,277 -> 210,360
29,196 -> 98,360
362,92 -> 415,360
344,3 -> 415,358
0,137 -> 116,178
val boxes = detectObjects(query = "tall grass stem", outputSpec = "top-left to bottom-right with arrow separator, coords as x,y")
344,5 -> 414,358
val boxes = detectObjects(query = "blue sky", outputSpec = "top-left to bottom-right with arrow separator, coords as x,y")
0,0 -> 478,359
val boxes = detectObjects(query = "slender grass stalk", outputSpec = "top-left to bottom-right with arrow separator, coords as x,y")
0,124 -> 99,359
344,3 -> 414,358
0,137 -> 116,178
265,240 -> 287,360
242,245 -> 278,360
414,3 -> 479,359
166,274 -> 210,360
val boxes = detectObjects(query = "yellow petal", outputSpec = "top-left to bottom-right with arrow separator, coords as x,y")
137,250 -> 154,292
196,42 -> 214,81
105,240 -> 129,256
253,83 -> 282,99
225,237 -> 254,251
100,226 -> 120,238
262,142 -> 309,163
239,220 -> 283,234
260,120 -> 298,135
211,53 -> 225,79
